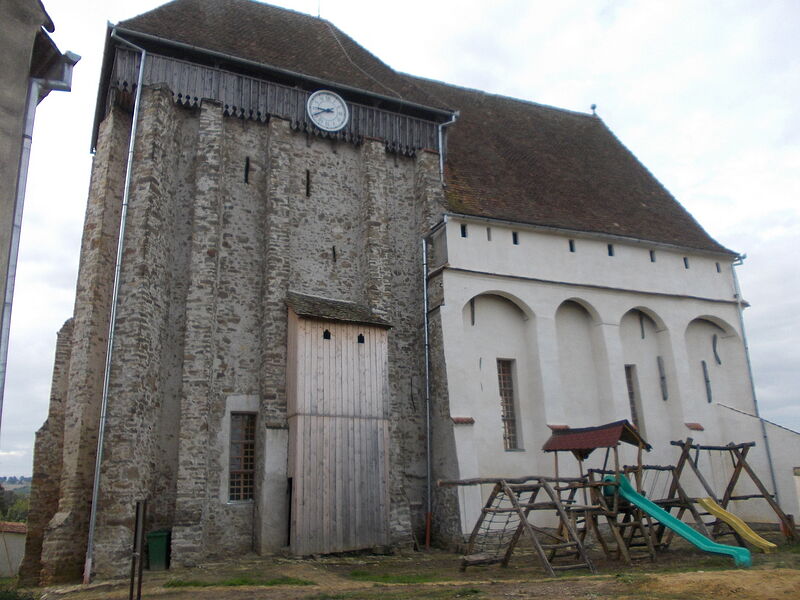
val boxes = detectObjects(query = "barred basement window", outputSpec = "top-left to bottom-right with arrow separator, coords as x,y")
497,359 -> 519,450
229,413 -> 256,501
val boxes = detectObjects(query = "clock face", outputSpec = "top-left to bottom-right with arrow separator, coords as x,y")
306,90 -> 349,132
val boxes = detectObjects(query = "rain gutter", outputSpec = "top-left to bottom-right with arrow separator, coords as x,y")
0,49 -> 79,440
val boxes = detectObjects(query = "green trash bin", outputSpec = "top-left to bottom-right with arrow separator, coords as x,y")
146,529 -> 171,570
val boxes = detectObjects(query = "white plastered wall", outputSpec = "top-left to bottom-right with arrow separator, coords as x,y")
436,217 -> 800,530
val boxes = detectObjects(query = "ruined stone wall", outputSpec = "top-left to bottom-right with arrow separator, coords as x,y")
19,319 -> 73,584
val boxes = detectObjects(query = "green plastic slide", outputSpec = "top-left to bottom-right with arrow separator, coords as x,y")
608,475 -> 752,567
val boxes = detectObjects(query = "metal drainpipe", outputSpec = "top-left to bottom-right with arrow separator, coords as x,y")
422,237 -> 432,548
83,31 -> 146,585
422,214 -> 447,549
731,255 -> 781,506
0,49 -> 79,440
437,112 -> 458,184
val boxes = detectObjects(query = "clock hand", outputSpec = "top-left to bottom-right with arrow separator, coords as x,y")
313,107 -> 334,115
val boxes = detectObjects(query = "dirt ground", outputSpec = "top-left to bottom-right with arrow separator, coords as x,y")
17,531 -> 800,600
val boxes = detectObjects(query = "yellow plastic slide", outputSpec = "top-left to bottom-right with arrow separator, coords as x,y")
696,497 -> 777,553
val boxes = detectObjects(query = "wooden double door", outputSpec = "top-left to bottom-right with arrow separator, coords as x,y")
287,313 -> 390,555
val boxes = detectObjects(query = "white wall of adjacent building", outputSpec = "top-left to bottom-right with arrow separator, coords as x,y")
434,216 -> 800,532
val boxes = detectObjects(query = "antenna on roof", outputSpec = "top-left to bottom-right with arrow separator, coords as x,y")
591,103 -> 597,116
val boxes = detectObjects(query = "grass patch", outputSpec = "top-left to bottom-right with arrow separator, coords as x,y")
164,575 -> 315,587
347,570 -> 445,584
305,588 -> 482,600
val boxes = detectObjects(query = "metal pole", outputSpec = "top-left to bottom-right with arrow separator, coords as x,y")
84,32 -> 146,584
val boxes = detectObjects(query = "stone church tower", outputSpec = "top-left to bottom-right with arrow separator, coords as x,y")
22,0 -> 800,584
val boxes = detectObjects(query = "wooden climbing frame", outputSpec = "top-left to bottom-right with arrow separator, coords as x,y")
670,438 -> 797,542
438,476 -> 596,577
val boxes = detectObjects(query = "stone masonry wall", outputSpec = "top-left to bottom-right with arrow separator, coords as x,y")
93,87 -> 197,576
19,319 -> 73,584
30,84 -> 450,579
35,105 -> 131,584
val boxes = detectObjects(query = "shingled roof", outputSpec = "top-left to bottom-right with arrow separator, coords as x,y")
116,0 -> 731,254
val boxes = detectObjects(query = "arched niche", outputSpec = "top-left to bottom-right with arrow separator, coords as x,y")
555,299 -> 605,427
461,290 -> 532,327
618,308 -> 675,447
684,316 -> 749,413
457,292 -> 543,471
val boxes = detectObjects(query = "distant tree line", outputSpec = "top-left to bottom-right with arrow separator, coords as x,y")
0,476 -> 31,485
0,480 -> 30,522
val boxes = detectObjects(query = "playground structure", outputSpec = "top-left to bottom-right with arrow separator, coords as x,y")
439,421 -> 797,575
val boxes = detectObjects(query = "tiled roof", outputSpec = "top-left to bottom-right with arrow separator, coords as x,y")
117,0 -> 731,254
542,419 -> 651,460
0,521 -> 27,534
408,77 -> 731,253
118,0 -> 441,109
286,292 -> 391,329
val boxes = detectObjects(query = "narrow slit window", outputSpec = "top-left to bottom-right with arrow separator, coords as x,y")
701,360 -> 712,403
683,257 -> 690,269
229,413 -> 256,501
512,231 -> 519,245
650,249 -> 656,262
469,297 -> 476,326
486,227 -> 492,241
568,239 -> 576,253
460,224 -> 468,238
244,157 -> 250,183
608,244 -> 615,257
657,356 -> 668,401
624,365 -> 642,432
305,169 -> 311,197
715,262 -> 721,273
496,359 -> 519,450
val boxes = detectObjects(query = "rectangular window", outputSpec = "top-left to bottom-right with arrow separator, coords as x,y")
650,249 -> 656,262
460,224 -> 468,238
608,243 -> 615,257
683,257 -> 690,269
229,413 -> 256,501
496,359 -> 519,450
486,227 -> 492,241
512,231 -> 519,245
568,239 -> 576,252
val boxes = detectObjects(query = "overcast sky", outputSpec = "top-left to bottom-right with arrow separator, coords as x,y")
1,0 -> 798,475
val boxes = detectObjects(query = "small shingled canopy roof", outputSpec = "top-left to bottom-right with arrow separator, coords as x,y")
542,420 -> 651,461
